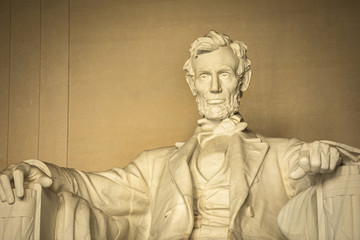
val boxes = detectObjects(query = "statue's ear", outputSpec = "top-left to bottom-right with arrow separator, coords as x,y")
186,74 -> 197,96
240,69 -> 252,92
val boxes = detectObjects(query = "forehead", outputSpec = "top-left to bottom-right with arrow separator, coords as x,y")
192,46 -> 238,72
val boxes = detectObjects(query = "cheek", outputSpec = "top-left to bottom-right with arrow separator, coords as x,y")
222,81 -> 238,95
194,80 -> 208,96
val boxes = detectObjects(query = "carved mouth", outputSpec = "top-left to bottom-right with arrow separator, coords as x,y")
207,99 -> 225,104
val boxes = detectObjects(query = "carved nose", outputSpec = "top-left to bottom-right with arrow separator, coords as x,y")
210,75 -> 221,93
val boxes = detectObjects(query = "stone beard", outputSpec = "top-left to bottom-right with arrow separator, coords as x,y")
195,86 -> 241,121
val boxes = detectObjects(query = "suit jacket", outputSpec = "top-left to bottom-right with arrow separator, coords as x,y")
42,130 -> 315,240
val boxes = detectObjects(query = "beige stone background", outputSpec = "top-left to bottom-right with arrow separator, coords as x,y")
0,0 -> 359,171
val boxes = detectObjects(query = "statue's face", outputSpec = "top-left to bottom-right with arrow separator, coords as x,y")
192,47 -> 240,121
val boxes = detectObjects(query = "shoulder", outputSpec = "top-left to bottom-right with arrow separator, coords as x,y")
254,133 -> 304,154
133,145 -> 178,165
256,133 -> 302,145
123,146 -> 177,180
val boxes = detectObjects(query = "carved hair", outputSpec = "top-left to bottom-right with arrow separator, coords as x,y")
183,30 -> 252,96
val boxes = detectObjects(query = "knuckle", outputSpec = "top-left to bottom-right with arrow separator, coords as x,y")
0,175 -> 8,181
330,147 -> 338,154
301,143 -> 310,151
335,151 -> 340,159
320,162 -> 329,170
14,163 -> 26,171
8,164 -> 17,169
13,169 -> 24,175
311,160 -> 321,167
320,167 -> 328,172
300,156 -> 309,165
311,141 -> 320,149
320,143 -> 330,152
330,148 -> 340,159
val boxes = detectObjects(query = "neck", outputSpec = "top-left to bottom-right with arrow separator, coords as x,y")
204,118 -> 222,124
203,113 -> 241,124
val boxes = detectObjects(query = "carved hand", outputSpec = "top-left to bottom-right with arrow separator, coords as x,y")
0,162 -> 52,204
290,141 -> 341,180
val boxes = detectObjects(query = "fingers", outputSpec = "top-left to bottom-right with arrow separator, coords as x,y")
310,141 -> 321,173
319,143 -> 340,173
290,167 -> 306,180
0,162 -> 34,203
0,167 -> 12,202
23,163 -> 52,188
319,143 -> 330,173
13,163 -> 35,198
292,141 -> 342,181
299,150 -> 311,173
0,174 -> 14,204
290,150 -> 310,180
0,184 -> 6,202
13,169 -> 24,198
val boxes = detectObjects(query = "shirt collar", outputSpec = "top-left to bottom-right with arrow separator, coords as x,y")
197,114 -> 248,147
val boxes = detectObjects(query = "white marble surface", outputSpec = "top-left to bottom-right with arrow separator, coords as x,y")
0,30 -> 359,239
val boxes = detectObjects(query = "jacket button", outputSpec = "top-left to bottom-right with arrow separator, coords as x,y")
164,210 -> 171,218
246,206 -> 254,217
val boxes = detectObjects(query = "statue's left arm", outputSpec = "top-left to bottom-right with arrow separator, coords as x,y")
278,139 -> 360,239
279,139 -> 360,197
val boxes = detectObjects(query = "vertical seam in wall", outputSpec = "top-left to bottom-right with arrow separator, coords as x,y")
7,0 -> 12,166
38,0 -> 42,160
66,0 -> 71,168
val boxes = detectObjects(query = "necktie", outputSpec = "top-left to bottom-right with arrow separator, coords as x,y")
197,114 -> 248,147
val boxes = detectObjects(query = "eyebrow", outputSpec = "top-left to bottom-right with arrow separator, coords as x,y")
195,65 -> 236,75
217,65 -> 235,71
195,69 -> 211,74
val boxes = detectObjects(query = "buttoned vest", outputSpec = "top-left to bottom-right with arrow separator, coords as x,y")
190,136 -> 231,240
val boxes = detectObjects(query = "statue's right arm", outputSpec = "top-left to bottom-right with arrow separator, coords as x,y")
0,149 -> 164,215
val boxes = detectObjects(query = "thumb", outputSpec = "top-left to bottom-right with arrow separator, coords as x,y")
290,167 -> 306,180
38,175 -> 53,188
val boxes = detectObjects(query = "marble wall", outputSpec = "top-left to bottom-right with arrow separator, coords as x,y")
0,0 -> 359,171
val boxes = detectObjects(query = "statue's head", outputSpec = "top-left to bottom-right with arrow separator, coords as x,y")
183,30 -> 252,121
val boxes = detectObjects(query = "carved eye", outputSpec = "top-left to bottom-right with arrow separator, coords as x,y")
199,74 -> 211,81
219,72 -> 230,80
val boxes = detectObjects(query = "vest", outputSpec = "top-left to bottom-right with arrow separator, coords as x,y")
190,136 -> 231,239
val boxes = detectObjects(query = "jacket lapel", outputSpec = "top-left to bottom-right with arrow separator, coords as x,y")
166,130 -> 269,232
168,135 -> 198,234
229,132 -> 269,226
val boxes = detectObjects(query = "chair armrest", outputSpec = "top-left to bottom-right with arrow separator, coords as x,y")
0,183 -> 59,240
